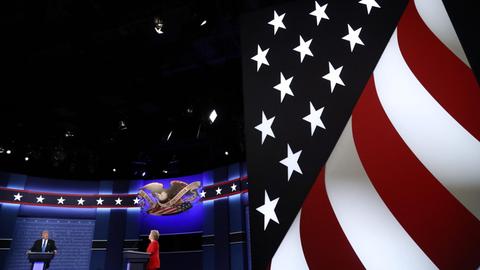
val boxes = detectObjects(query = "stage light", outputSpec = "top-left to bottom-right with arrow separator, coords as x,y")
6,149 -> 12,154
113,168 -> 117,172
201,20 -> 207,26
167,130 -> 173,141
209,109 -> 217,123
162,169 -> 168,174
225,151 -> 229,156
119,120 -> 127,131
196,123 -> 202,139
0,147 -> 4,154
187,107 -> 193,113
155,27 -> 163,34
142,171 -> 146,177
154,17 -> 164,34
25,156 -> 29,161
65,131 -> 74,137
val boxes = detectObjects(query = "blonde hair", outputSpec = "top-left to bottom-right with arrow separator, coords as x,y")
150,230 -> 159,240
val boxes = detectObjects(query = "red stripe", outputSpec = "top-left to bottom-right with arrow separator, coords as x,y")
155,207 -> 178,214
397,1 -> 480,140
352,76 -> 480,269
203,176 -> 248,188
300,168 -> 365,270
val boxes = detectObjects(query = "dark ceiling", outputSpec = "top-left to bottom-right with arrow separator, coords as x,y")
1,0 -> 478,180
0,0 -> 288,180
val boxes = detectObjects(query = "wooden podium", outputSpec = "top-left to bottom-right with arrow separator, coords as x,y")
27,251 -> 54,270
123,250 -> 150,270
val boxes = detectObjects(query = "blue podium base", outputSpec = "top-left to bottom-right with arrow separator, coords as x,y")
32,261 -> 45,270
127,262 -> 146,270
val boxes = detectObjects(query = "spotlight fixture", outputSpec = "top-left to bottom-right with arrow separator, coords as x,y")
224,151 -> 229,156
196,123 -> 203,139
162,169 -> 168,174
119,120 -> 127,131
167,130 -> 173,141
113,168 -> 117,172
209,109 -> 217,124
201,20 -> 207,26
142,171 -> 146,177
0,147 -> 4,154
6,149 -> 12,155
154,17 -> 164,34
65,130 -> 74,137
25,156 -> 29,161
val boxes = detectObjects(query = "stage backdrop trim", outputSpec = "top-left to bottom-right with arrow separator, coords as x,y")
200,176 -> 248,201
0,177 -> 249,208
0,187 -> 139,208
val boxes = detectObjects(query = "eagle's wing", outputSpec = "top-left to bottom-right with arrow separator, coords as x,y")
140,182 -> 165,193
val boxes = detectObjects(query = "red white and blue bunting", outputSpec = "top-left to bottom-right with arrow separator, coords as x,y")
199,176 -> 248,201
0,177 -> 249,208
0,187 -> 139,208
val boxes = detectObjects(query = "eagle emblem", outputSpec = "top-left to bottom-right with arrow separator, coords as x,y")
137,180 -> 201,215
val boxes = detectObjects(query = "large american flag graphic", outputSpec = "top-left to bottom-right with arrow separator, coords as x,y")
241,0 -> 480,269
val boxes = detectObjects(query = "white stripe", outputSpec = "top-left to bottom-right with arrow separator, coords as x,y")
374,29 -> 480,220
414,0 -> 470,67
271,210 -> 309,270
325,119 -> 437,270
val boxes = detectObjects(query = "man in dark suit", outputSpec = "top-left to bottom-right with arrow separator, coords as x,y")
30,230 -> 57,269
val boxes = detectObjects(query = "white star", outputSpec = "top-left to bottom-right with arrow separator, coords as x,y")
293,36 -> 313,63
13,193 -> 23,201
255,111 -> 275,144
359,0 -> 380,14
279,144 -> 303,181
133,197 -> 140,205
251,45 -> 270,71
57,197 -> 65,204
273,72 -> 294,102
115,198 -> 122,205
96,197 -> 104,205
231,183 -> 237,191
342,24 -> 364,52
256,190 -> 280,230
310,2 -> 329,25
77,197 -> 85,205
215,187 -> 222,195
268,10 -> 286,35
303,102 -> 326,135
322,61 -> 345,92
36,195 -> 45,203
200,190 -> 206,198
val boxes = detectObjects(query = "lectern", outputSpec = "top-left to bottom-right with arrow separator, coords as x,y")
27,251 -> 54,270
123,250 -> 150,270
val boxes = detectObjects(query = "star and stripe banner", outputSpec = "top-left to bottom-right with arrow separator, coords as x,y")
241,0 -> 480,269
200,176 -> 248,201
0,177 -> 249,209
0,187 -> 140,208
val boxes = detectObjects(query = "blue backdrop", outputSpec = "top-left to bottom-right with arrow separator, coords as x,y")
5,217 -> 95,270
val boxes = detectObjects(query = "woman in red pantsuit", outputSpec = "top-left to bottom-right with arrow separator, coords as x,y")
146,230 -> 160,270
